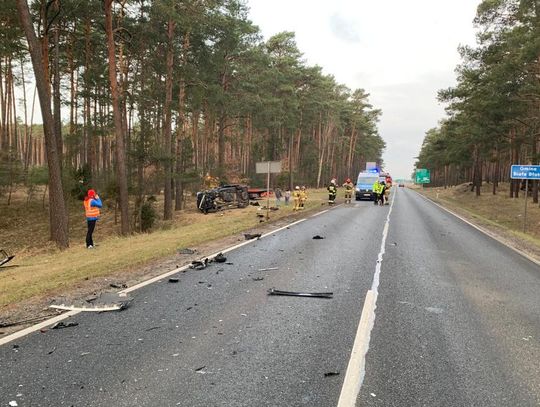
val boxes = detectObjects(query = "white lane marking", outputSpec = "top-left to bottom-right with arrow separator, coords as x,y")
311,209 -> 329,217
337,290 -> 377,407
0,217 -> 307,347
337,190 -> 396,407
415,191 -> 540,267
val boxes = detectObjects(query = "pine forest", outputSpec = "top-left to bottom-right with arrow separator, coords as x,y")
1,0 -> 385,247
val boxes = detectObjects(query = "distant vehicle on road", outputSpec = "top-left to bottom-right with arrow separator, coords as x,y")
399,183 -> 405,187
355,171 -> 379,200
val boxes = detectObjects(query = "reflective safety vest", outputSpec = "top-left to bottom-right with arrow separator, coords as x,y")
84,198 -> 100,219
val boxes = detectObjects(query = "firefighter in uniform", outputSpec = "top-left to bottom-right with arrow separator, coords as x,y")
203,172 -> 219,189
342,178 -> 354,204
372,180 -> 381,205
384,177 -> 392,205
299,186 -> 308,209
327,179 -> 337,204
379,181 -> 386,206
293,186 -> 301,211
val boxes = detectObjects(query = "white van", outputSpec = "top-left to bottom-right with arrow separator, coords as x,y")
356,171 -> 379,201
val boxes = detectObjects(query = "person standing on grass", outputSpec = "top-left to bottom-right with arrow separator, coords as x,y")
84,189 -> 102,249
275,187 -> 282,207
284,188 -> 291,206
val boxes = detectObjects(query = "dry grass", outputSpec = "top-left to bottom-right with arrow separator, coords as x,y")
0,187 -> 329,308
417,183 -> 540,256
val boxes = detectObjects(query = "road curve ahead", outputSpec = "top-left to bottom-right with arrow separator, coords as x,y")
0,187 -> 539,407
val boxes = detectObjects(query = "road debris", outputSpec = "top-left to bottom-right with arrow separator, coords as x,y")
244,233 -> 262,240
47,347 -> 56,355
312,235 -> 325,240
0,314 -> 57,328
168,278 -> 180,283
109,282 -> 127,289
252,277 -> 264,281
250,201 -> 260,206
213,253 -> 227,263
0,249 -> 15,268
50,292 -> 133,312
178,248 -> 196,255
190,259 -> 209,270
195,366 -> 207,374
258,267 -> 278,271
9,401 -> 18,407
324,372 -> 340,377
51,321 -> 79,330
268,288 -> 333,299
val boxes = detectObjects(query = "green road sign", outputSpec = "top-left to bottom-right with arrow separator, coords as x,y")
415,168 -> 430,184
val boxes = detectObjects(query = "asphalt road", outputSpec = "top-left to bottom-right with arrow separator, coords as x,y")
1,188 -> 539,407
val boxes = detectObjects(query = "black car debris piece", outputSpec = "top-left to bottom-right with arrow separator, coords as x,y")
51,321 -> 79,330
190,259 -> 209,270
267,288 -> 333,299
213,253 -> 227,263
244,233 -> 262,240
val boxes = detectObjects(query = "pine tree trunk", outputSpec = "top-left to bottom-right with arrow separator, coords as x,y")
105,0 -> 130,235
16,0 -> 69,248
163,19 -> 175,220
52,0 -> 62,168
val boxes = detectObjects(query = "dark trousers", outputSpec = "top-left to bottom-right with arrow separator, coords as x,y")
86,220 -> 96,247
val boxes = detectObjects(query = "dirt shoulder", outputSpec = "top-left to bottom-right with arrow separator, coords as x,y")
415,184 -> 540,265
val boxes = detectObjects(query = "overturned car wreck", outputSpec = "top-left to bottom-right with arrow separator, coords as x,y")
196,184 -> 249,214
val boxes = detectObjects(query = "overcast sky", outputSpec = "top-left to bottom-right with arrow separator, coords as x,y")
246,0 -> 479,179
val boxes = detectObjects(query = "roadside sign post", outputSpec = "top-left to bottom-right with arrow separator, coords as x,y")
256,161 -> 282,220
524,179 -> 529,233
510,165 -> 540,233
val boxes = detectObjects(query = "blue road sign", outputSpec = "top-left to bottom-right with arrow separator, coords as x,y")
511,165 -> 540,179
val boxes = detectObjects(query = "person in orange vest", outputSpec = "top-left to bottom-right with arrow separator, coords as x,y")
84,189 -> 102,249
